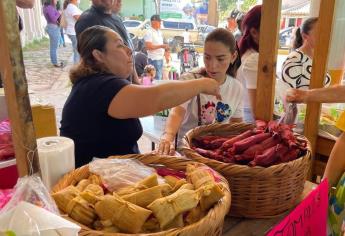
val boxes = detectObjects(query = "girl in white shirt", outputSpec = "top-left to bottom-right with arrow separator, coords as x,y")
282,17 -> 331,90
157,28 -> 244,155
63,0 -> 82,64
236,5 -> 262,123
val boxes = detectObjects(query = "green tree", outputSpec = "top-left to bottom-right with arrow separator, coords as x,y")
241,0 -> 258,12
218,0 -> 236,21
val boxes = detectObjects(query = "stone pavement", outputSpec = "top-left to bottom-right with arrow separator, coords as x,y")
23,39 -> 152,153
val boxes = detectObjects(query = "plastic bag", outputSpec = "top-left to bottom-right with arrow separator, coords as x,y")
0,175 -> 59,215
0,189 -> 14,210
0,119 -> 14,160
0,202 -> 80,236
89,158 -> 164,192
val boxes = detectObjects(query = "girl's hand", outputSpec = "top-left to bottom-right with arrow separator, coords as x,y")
156,133 -> 176,155
286,89 -> 308,103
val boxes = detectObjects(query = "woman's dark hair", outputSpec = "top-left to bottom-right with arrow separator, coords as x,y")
205,28 -> 241,77
238,5 -> 261,56
70,25 -> 112,84
63,0 -> 71,10
293,17 -> 318,49
43,0 -> 53,6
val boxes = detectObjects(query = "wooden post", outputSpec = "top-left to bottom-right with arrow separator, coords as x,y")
0,0 -> 40,176
303,0 -> 336,179
208,0 -> 218,27
255,0 -> 282,121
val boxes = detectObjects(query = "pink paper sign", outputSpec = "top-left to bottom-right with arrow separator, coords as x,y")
267,179 -> 329,236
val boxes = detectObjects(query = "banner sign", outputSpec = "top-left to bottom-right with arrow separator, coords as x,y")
267,179 -> 328,236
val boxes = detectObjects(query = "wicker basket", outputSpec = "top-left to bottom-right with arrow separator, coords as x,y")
179,122 -> 311,218
52,154 -> 231,236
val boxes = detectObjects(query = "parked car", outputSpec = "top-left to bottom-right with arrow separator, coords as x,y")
160,18 -> 201,51
279,27 -> 294,49
124,19 -> 150,39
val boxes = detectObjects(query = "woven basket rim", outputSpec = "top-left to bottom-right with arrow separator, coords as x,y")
51,154 -> 231,236
179,122 -> 311,176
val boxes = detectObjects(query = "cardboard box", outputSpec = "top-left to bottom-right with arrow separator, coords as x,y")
31,105 -> 58,138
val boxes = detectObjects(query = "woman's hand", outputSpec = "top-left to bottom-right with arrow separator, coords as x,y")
157,132 -> 176,155
200,78 -> 222,100
286,89 -> 309,103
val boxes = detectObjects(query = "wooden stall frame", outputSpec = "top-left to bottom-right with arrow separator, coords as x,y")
0,0 -> 40,176
303,0 -> 336,179
256,0 -> 282,121
0,0 -> 337,198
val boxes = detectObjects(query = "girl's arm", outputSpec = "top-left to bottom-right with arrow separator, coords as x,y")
323,132 -> 345,186
157,106 -> 186,155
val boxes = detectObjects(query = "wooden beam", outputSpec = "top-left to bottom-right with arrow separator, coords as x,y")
207,0 -> 218,27
0,0 -> 40,176
255,0 -> 282,121
303,0 -> 336,179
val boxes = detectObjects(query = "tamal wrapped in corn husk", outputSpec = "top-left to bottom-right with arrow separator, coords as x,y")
83,183 -> 104,196
95,195 -> 152,233
147,188 -> 200,229
171,179 -> 188,192
176,183 -> 194,191
122,185 -> 162,207
187,166 -> 214,189
185,206 -> 206,225
159,183 -> 173,196
93,219 -> 113,229
198,184 -> 224,211
162,214 -> 184,230
142,217 -> 160,233
66,196 -> 97,226
88,174 -> 102,185
80,191 -> 101,205
116,174 -> 158,196
76,179 -> 91,191
51,185 -> 80,213
164,175 -> 180,187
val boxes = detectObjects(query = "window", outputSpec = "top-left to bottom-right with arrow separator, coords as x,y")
162,21 -> 179,29
123,21 -> 141,28
179,22 -> 194,30
288,18 -> 296,27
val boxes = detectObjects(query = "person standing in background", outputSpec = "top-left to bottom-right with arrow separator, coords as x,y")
144,14 -> 169,80
75,0 -> 140,84
56,1 -> 66,47
43,0 -> 64,68
183,28 -> 190,44
63,0 -> 81,64
236,5 -> 262,123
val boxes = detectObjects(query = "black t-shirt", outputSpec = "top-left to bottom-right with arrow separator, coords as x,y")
60,73 -> 143,167
75,6 -> 136,82
75,6 -> 132,50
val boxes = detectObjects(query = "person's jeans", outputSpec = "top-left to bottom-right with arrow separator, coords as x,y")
59,28 -> 65,47
45,24 -> 60,65
148,59 -> 163,80
67,34 -> 80,64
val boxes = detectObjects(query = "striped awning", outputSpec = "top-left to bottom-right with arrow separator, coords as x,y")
282,2 -> 310,17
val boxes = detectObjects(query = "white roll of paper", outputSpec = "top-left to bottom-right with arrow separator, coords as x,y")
37,136 -> 75,190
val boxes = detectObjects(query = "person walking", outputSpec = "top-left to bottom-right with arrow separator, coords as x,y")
144,14 -> 169,80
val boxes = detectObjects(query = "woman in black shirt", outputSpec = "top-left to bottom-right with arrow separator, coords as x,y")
60,25 -> 221,167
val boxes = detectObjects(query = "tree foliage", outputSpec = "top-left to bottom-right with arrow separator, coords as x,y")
241,0 -> 258,11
